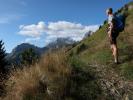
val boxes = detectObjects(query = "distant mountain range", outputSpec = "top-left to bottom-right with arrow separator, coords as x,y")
6,30 -> 93,65
6,37 -> 75,64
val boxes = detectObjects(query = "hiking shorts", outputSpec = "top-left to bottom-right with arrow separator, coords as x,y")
109,30 -> 119,45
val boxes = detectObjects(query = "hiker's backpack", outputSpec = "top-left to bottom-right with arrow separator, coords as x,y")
114,14 -> 125,32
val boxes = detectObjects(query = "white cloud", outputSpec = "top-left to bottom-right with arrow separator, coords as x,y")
18,21 -> 46,37
18,21 -> 99,44
48,21 -> 84,31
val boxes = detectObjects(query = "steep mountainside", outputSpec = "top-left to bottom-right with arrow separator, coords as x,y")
69,2 -> 133,99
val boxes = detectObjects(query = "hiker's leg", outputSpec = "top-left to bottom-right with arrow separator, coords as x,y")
112,44 -> 118,63
110,36 -> 114,55
110,45 -> 114,56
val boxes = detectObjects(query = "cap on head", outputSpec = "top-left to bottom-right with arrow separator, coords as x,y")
106,8 -> 113,14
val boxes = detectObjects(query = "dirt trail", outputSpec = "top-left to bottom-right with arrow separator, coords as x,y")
88,63 -> 133,100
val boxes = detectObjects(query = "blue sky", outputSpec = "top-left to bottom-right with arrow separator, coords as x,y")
0,0 -> 131,53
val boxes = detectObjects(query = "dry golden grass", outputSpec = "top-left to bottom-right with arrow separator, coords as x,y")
1,50 -> 71,100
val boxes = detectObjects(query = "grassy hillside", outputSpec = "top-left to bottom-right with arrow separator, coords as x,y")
70,2 -> 133,80
68,2 -> 133,99
1,2 -> 133,100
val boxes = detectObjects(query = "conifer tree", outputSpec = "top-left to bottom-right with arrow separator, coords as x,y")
0,40 -> 7,74
20,48 -> 38,65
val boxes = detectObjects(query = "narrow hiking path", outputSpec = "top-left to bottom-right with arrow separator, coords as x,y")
88,63 -> 133,100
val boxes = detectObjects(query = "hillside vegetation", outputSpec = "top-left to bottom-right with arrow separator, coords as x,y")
69,2 -> 133,99
70,2 -> 133,80
1,1 -> 133,100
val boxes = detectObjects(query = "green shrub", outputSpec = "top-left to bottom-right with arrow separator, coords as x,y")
121,63 -> 133,80
89,50 -> 111,64
67,65 -> 102,100
69,56 -> 86,68
76,43 -> 87,54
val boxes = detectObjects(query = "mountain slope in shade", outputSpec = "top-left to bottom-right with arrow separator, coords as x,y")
6,43 -> 47,64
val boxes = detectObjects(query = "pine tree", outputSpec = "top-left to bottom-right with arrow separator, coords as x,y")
20,48 -> 39,65
0,40 -> 7,74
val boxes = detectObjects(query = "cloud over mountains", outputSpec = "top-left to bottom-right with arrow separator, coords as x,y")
18,21 -> 99,44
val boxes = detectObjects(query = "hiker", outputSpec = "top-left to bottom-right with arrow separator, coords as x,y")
106,8 -> 120,64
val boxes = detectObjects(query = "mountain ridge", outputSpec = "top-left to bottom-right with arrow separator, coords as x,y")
6,37 -> 76,64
